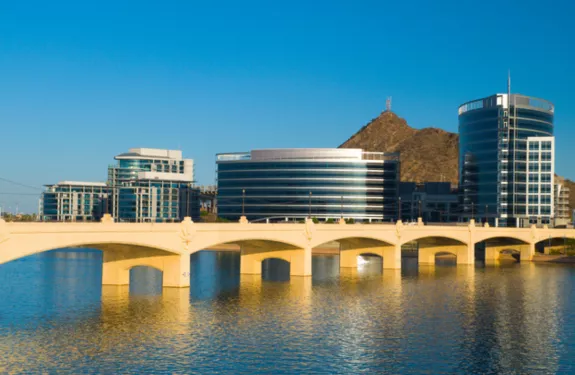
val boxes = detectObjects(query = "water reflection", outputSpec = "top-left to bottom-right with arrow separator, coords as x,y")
0,250 -> 574,373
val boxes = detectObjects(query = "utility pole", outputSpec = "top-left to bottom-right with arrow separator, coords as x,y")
187,185 -> 190,217
308,191 -> 312,218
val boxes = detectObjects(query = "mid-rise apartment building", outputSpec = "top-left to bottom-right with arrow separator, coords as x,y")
554,183 -> 571,227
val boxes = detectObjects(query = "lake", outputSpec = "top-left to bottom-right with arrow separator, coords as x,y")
1,250 -> 574,374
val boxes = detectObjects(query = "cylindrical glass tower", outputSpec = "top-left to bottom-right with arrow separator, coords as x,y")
458,94 -> 554,227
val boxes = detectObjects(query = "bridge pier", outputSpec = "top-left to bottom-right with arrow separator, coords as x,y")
240,246 -> 312,277
102,249 -> 190,288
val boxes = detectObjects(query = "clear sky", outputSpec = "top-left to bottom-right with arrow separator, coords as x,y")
1,0 -> 574,213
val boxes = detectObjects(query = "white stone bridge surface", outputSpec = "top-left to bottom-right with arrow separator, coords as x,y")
1,215 -> 574,288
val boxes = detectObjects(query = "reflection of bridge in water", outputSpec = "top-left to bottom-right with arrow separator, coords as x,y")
1,215 -> 574,288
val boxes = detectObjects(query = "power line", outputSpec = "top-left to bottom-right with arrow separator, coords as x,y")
0,177 -> 43,191
0,193 -> 40,196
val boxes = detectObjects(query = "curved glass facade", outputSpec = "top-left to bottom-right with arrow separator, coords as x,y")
459,94 -> 554,227
217,149 -> 399,222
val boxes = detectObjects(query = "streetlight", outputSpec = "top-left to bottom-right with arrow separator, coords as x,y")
242,189 -> 246,216
418,200 -> 422,220
485,204 -> 488,224
471,202 -> 475,222
398,196 -> 402,221
340,195 -> 343,219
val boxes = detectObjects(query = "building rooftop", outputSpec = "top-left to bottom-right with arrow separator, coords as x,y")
216,148 -> 399,162
459,93 -> 554,115
45,181 -> 108,187
115,148 -> 184,161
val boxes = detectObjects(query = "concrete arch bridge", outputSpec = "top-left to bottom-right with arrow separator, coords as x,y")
1,216 -> 572,287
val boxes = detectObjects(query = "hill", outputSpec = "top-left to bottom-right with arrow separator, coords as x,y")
339,111 -> 459,185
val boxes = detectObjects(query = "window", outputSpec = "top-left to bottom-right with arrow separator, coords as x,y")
542,152 -> 552,161
529,207 -> 538,215
529,163 -> 539,172
529,143 -> 539,151
528,184 -> 538,193
541,163 -> 552,172
541,174 -> 552,183
528,195 -> 538,204
529,152 -> 539,161
529,174 -> 539,183
541,185 -> 552,193
542,141 -> 552,150
541,195 -> 551,204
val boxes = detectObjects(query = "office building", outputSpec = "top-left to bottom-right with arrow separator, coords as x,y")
399,182 -> 459,223
39,181 -> 111,222
459,93 -> 555,227
40,148 -> 200,222
216,148 -> 400,222
107,148 -> 198,222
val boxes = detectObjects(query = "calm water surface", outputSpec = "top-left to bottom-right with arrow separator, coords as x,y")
1,250 -> 575,374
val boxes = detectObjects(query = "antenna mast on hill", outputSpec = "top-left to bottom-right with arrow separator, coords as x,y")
507,70 -> 511,97
386,96 -> 392,112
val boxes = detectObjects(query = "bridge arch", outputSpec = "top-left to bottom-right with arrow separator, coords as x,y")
534,235 -> 575,255
0,240 -> 183,266
399,231 -> 469,247
400,235 -> 471,266
312,236 -> 398,270
474,236 -> 532,263
198,238 -> 311,278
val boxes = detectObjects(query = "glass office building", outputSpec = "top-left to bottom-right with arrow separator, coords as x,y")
40,148 -> 200,222
40,181 -> 111,222
108,148 -> 199,222
216,148 -> 400,222
459,94 -> 555,227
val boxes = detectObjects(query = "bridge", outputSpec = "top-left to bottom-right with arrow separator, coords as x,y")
1,215 -> 573,287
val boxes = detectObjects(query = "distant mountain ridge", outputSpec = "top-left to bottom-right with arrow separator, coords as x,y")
339,110 -> 575,211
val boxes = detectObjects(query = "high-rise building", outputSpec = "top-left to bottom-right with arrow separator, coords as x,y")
40,148 -> 200,222
459,93 -> 555,227
216,148 -> 400,222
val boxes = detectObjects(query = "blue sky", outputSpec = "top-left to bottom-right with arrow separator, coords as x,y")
1,0 -> 574,212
